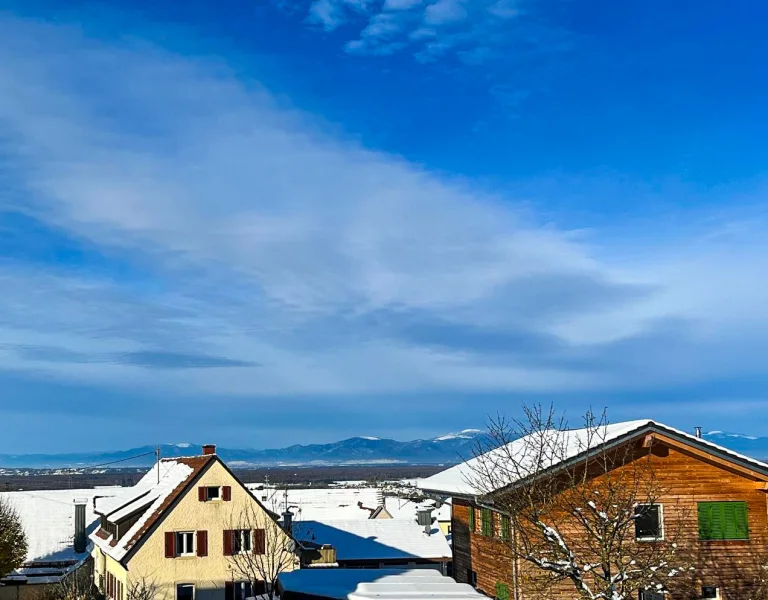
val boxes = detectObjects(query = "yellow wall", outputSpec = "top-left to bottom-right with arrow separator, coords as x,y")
124,460 -> 296,600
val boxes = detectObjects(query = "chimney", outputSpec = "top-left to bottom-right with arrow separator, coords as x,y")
417,507 -> 433,535
74,499 -> 88,554
376,489 -> 385,508
202,444 -> 216,455
282,510 -> 294,535
695,427 -> 702,439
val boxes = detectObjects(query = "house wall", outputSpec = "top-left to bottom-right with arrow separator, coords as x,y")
125,461 -> 296,600
451,442 -> 768,600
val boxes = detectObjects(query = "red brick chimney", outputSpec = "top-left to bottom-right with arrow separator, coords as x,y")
202,444 -> 216,455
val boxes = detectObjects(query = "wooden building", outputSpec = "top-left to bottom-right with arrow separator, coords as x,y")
420,420 -> 768,600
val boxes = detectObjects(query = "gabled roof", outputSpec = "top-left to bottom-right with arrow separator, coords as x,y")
297,518 -> 451,561
419,419 -> 768,497
90,455 -> 214,561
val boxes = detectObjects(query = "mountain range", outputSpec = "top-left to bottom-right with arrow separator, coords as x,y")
0,429 -> 487,469
2,429 -> 766,469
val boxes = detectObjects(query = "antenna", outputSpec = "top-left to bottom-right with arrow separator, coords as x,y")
156,446 -> 161,484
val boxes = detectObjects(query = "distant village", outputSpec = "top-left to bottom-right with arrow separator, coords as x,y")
3,419 -> 768,600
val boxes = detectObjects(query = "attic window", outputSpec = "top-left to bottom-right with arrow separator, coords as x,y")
206,486 -> 220,500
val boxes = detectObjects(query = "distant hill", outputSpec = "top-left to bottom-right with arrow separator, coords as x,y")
3,428 -> 765,470
0,429 -> 487,469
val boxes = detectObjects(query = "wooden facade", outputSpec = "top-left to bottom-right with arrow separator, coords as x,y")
451,435 -> 768,600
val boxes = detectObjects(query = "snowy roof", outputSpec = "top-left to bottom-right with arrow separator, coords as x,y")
278,568 -> 484,600
248,486 -> 381,521
90,455 -> 212,561
0,488 -> 123,565
297,519 -> 451,561
383,497 -> 451,522
419,419 -> 768,497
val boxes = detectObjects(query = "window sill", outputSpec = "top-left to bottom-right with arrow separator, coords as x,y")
636,537 -> 664,543
175,554 -> 198,559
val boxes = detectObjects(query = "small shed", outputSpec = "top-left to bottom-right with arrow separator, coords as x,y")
277,568 -> 484,600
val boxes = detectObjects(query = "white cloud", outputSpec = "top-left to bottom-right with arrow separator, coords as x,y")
1,14 -> 768,404
299,0 -> 528,61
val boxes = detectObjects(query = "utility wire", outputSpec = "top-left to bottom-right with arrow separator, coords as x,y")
59,451 -> 156,472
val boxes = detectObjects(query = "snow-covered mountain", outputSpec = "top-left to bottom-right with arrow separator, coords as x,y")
4,428 -> 765,469
0,430 -> 488,469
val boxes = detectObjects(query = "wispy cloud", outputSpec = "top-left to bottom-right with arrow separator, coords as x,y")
2,13 -> 768,415
300,0 -> 540,62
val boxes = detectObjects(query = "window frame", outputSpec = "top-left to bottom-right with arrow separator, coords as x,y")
205,486 -> 221,501
701,586 -> 719,599
176,584 -> 195,600
635,503 -> 664,542
175,531 -> 195,557
233,529 -> 252,555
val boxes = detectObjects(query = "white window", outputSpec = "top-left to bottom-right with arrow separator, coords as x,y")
233,529 -> 251,554
175,531 -> 195,556
206,486 -> 221,501
177,584 -> 195,600
635,504 -> 664,541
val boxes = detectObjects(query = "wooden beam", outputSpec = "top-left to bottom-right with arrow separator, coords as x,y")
641,434 -> 656,448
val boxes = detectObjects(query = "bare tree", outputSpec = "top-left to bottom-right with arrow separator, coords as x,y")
466,405 -> 691,600
226,503 -> 299,600
126,577 -> 160,600
44,564 -> 98,600
0,496 -> 27,577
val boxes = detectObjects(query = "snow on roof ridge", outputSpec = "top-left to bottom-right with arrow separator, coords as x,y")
419,419 -> 768,497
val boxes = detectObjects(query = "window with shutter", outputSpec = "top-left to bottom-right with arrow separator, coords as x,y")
468,506 -> 475,531
165,531 -> 176,558
500,515 -> 511,541
495,583 -> 510,600
481,509 -> 494,537
198,487 -> 207,502
223,530 -> 234,556
698,501 -> 749,540
253,528 -> 266,554
197,531 -> 208,557
223,486 -> 232,501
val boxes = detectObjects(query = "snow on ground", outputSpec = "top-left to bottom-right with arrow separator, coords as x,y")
383,497 -> 451,523
248,486 -> 382,521
278,568 -> 484,600
296,519 -> 451,561
0,487 -> 122,563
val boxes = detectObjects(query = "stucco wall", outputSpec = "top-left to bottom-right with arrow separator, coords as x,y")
125,460 -> 296,600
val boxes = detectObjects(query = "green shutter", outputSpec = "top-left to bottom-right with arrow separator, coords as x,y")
495,583 -> 510,600
698,501 -> 749,540
501,515 -> 511,541
482,508 -> 494,537
469,506 -> 475,531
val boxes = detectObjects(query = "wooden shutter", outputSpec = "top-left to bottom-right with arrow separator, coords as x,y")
165,531 -> 176,557
501,515 -> 510,541
468,506 -> 475,531
223,530 -> 234,556
199,486 -> 207,502
724,501 -> 749,539
197,530 -> 208,557
481,509 -> 493,536
223,485 -> 232,501
699,501 -> 749,540
253,528 -> 266,554
495,583 -> 509,600
224,582 -> 234,600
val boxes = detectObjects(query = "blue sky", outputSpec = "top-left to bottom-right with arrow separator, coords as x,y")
1,0 -> 768,453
